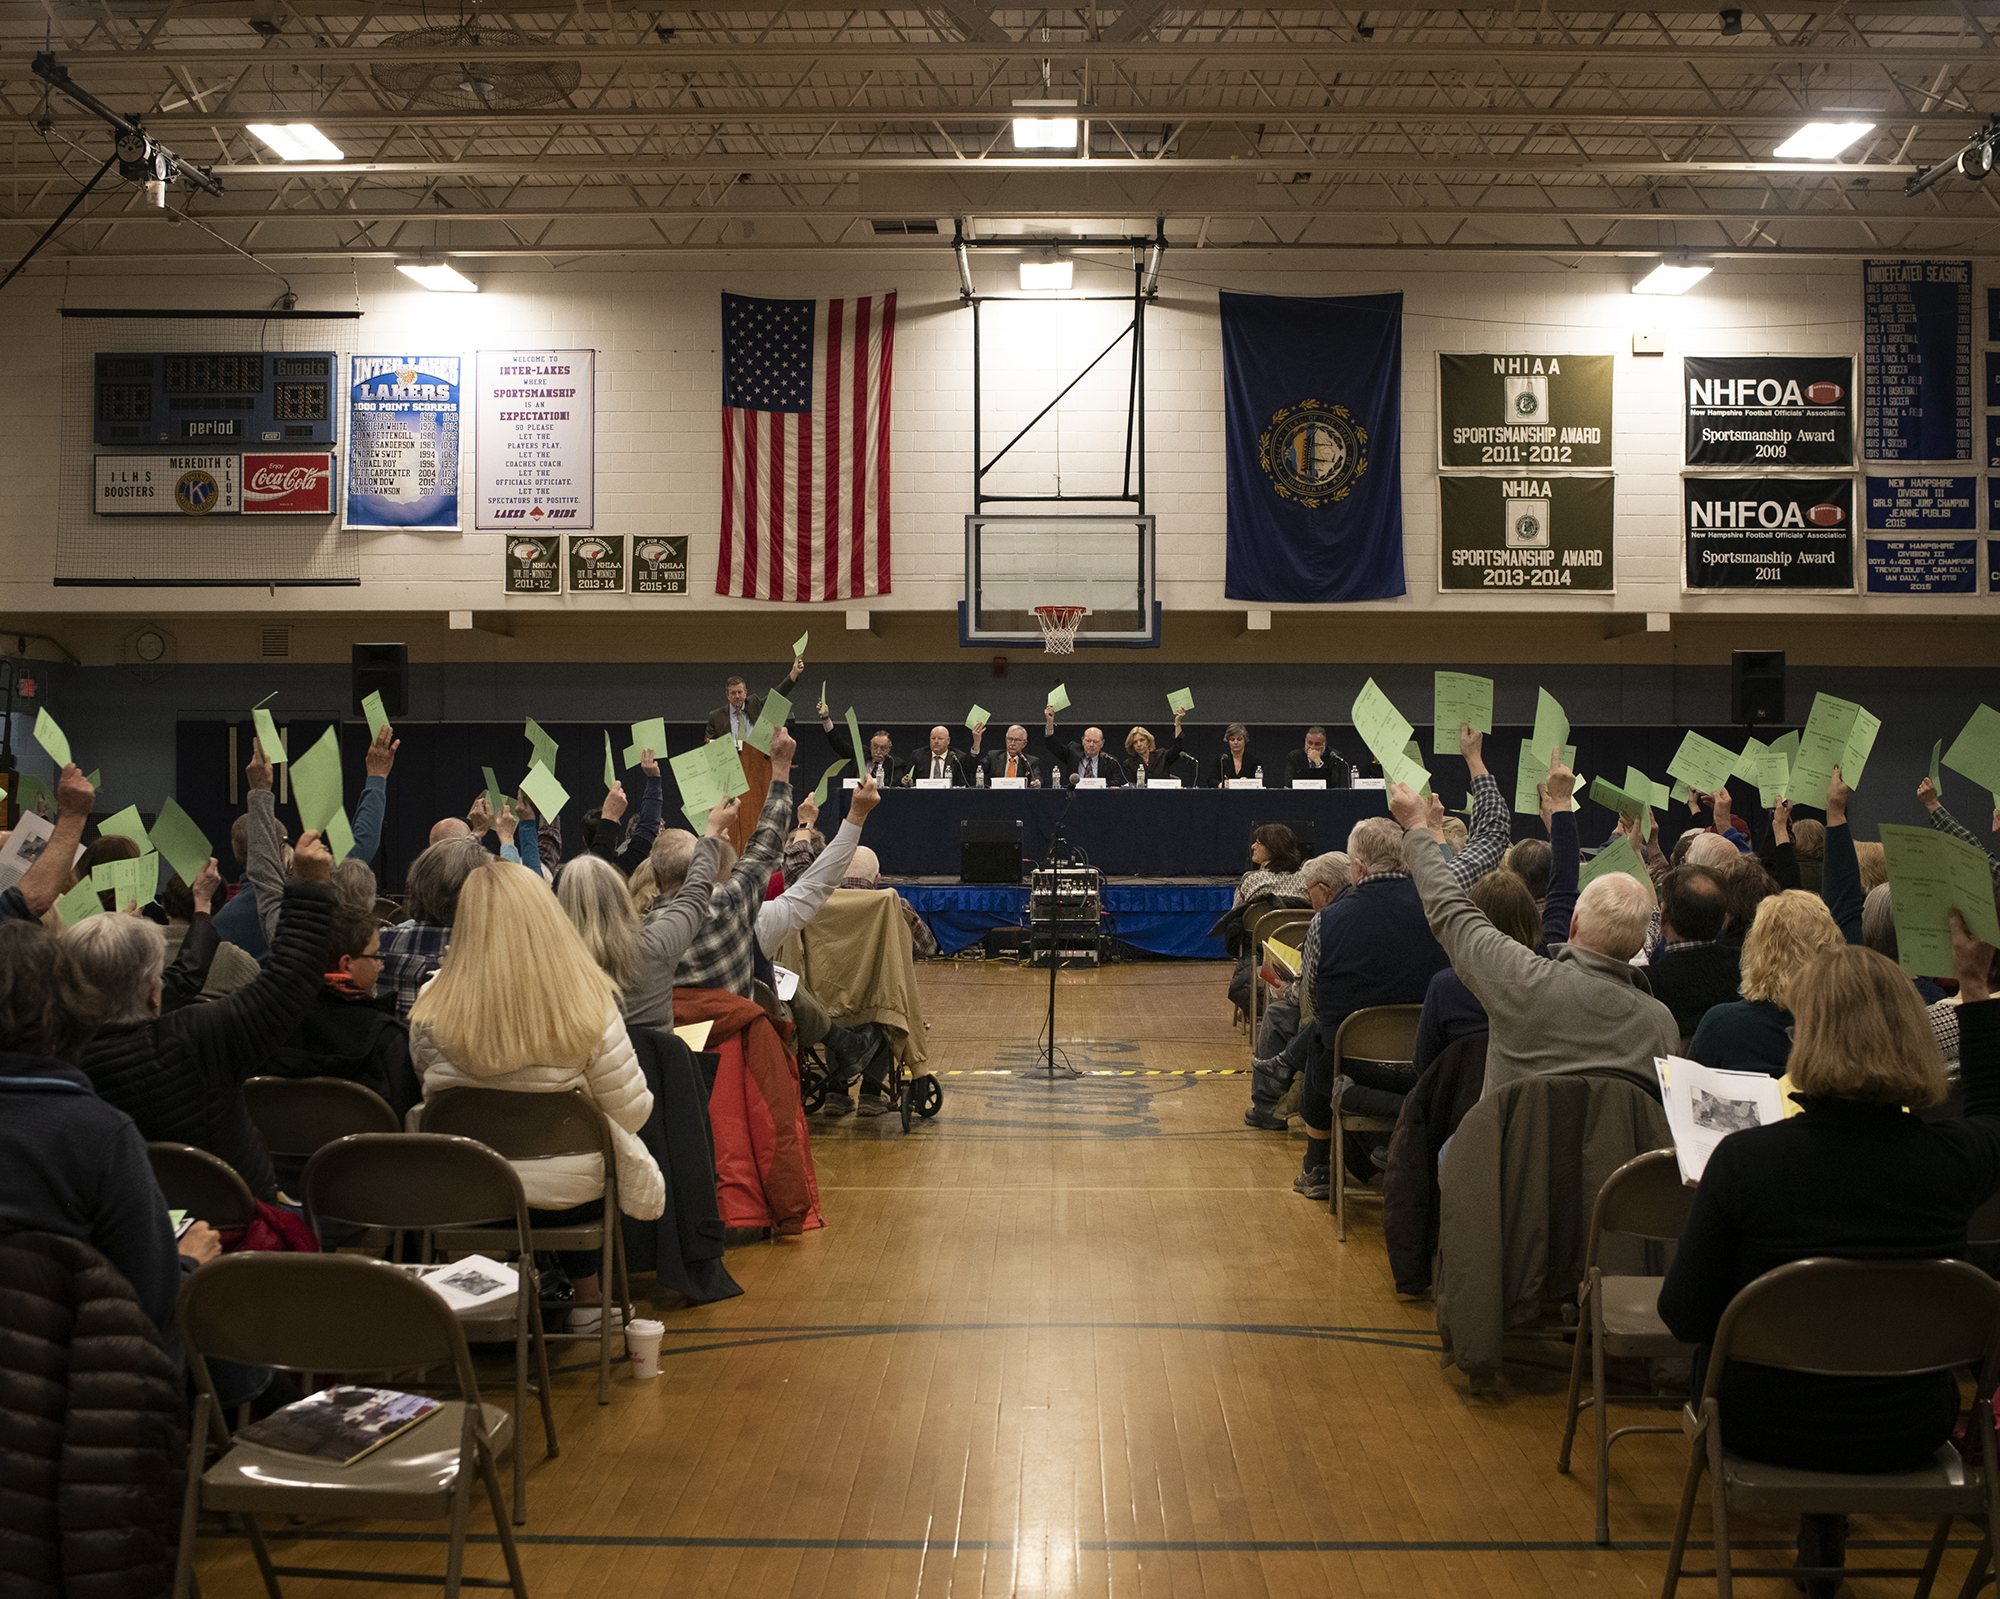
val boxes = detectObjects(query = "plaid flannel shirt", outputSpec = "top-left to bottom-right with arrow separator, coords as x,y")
378,920 -> 450,1018
673,780 -> 793,995
1449,771 -> 1509,889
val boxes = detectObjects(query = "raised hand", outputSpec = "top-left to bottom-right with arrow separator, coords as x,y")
190,857 -> 222,916
1918,775 -> 1941,812
851,775 -> 882,821
601,781 -> 629,824
467,794 -> 494,836
1425,791 -> 1446,833
1458,722 -> 1486,774
1710,785 -> 1733,834
293,830 -> 334,884
796,792 -> 820,829
640,747 -> 660,778
769,726 -> 796,780
1545,746 -> 1576,809
705,797 -> 739,839
57,762 -> 95,817
1826,766 -> 1852,828
496,801 -> 518,843
1772,796 -> 1792,845
246,741 -> 273,793
1388,780 -> 1428,831
364,723 -> 400,778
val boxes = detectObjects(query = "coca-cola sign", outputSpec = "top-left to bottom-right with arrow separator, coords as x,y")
241,451 -> 335,515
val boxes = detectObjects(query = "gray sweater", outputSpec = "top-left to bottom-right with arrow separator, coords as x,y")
624,836 -> 724,1031
1405,827 -> 1679,1098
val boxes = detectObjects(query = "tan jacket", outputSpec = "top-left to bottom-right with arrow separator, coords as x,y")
411,1005 -> 663,1218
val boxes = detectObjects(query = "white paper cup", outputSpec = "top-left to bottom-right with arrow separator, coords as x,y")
626,1318 -> 665,1379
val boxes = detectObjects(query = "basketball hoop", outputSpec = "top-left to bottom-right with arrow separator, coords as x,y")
1032,605 -> 1085,655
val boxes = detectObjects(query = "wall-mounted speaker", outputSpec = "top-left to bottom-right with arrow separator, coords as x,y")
352,642 -> 409,719
1730,649 -> 1786,726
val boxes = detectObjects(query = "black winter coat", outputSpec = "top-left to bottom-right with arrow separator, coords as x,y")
1381,1032 -> 1490,1296
0,1230 -> 186,1599
79,881 -> 336,1201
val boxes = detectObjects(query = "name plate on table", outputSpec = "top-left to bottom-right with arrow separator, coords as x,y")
1143,778 -> 1183,789
843,778 -> 860,788
991,776 -> 1028,789
1293,779 -> 1327,790
913,778 -> 952,789
1226,778 -> 1265,790
1353,778 -> 1386,790
1076,777 -> 1108,789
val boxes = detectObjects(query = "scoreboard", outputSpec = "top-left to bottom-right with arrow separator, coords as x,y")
93,350 -> 338,447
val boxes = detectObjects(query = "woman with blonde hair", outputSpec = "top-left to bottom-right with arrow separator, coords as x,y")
411,858 -> 662,1331
1660,923 -> 2000,1590
1122,705 -> 1188,783
1687,889 -> 1847,1075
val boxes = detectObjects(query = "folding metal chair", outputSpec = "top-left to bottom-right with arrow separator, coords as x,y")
243,1077 -> 403,1248
172,1253 -> 527,1599
419,1086 -> 633,1405
147,1141 -> 260,1231
1555,1147 -> 1695,1544
1660,1257 -> 2000,1599
303,1132 -> 558,1525
1329,1004 -> 1422,1241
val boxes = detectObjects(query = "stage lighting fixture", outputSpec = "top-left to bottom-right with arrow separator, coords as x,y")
396,259 -> 479,293
1011,100 -> 1079,150
247,123 -> 344,161
1633,258 -> 1712,295
1961,142 -> 1996,180
1718,8 -> 1742,32
1019,258 -> 1074,291
1773,122 -> 1874,159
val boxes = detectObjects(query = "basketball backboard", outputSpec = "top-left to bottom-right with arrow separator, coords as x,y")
961,513 -> 1158,648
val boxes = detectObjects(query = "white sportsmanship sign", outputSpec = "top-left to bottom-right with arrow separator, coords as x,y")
474,349 -> 594,530
94,454 -> 241,516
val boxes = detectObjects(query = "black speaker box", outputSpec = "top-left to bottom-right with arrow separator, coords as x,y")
1730,649 -> 1786,726
959,818 -> 1024,884
352,642 -> 409,719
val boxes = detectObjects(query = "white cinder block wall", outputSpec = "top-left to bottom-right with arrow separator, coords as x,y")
0,251 -> 1973,622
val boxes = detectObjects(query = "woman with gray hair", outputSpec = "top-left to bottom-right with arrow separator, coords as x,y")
70,830 -> 337,1202
375,834 -> 491,1017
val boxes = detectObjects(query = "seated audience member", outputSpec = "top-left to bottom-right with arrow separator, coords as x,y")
429,815 -> 473,844
1854,840 -> 1887,894
157,860 -> 259,1008
1682,830 -> 1740,872
1713,853 -> 1781,949
976,724 -> 1042,787
1919,775 -> 2000,880
1245,851 -> 1351,1129
1659,924 -> 1999,1592
74,834 -> 142,910
0,919 -> 222,1368
70,831 -> 337,1203
377,834 -> 490,1017
1438,816 -> 1469,859
585,756 -> 664,878
1646,865 -> 1740,1043
1862,884 -> 1949,1004
1284,725 -> 1344,787
1209,723 -> 1260,788
267,906 -> 418,1114
1688,892 -> 1848,1076
1235,824 -> 1307,907
1122,710 -> 1188,783
4,764 -> 93,924
665,730 -> 796,997
1689,786 -> 1754,851
620,801 -> 730,1032
1788,817 -> 1827,893
1041,708 -> 1125,787
1504,837 -> 1553,910
840,844 -> 940,959
1291,815 -> 1453,1198
1396,759 -> 1678,1100
1411,870 -> 1545,1073
411,857 -> 663,1332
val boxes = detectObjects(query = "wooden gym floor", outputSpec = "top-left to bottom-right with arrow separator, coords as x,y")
192,959 -> 1985,1596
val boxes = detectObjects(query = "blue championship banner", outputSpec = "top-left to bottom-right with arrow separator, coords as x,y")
1221,291 -> 1404,603
1863,260 -> 1971,462
1864,475 -> 1976,531
1865,539 -> 1977,594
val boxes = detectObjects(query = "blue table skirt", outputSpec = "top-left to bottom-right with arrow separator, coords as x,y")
896,883 -> 1237,959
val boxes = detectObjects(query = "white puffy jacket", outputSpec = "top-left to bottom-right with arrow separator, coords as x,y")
411,1004 -> 665,1219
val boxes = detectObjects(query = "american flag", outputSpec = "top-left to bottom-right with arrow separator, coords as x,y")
717,290 -> 896,600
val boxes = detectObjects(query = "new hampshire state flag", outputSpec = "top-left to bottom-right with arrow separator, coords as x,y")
1221,291 -> 1405,603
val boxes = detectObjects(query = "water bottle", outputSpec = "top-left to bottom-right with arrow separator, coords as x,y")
1137,761 -> 1148,788
1254,765 -> 1263,786
976,765 -> 986,789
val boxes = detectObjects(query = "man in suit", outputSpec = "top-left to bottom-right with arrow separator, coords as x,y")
978,724 -> 1042,786
705,655 -> 806,744
826,723 -> 904,788
907,726 -> 975,786
1283,725 -> 1348,788
1041,706 -> 1125,786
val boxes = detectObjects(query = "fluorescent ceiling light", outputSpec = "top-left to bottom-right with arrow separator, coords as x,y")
1632,261 -> 1712,296
396,260 -> 479,293
246,123 -> 344,161
1019,259 -> 1074,290
1773,121 -> 1874,159
1012,99 -> 1079,150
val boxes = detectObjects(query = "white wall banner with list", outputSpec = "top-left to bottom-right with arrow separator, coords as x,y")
475,349 -> 594,531
345,356 -> 461,531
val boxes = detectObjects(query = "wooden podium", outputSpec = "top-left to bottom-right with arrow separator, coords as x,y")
730,742 -> 772,856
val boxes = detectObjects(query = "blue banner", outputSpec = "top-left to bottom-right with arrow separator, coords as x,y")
1221,291 -> 1404,603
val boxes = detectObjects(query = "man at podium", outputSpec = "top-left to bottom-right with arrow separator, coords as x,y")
705,652 -> 804,853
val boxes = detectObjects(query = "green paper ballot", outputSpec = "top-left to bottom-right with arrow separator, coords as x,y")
1733,736 -> 1789,808
1433,672 -> 1495,756
1351,678 -> 1414,767
524,718 -> 559,775
14,774 -> 48,818
482,767 -> 506,820
964,704 -> 990,732
746,688 -> 790,755
520,761 -> 570,822
323,807 -> 356,865
148,797 -> 212,888
1671,779 -> 1692,806
707,738 -> 750,799
1396,741 -> 1434,800
625,717 -> 667,768
1579,834 -> 1651,892
1047,683 -> 1071,714
1513,739 -> 1577,816
1786,693 -> 1881,806
668,747 -> 721,815
362,691 -> 389,739
1624,768 -> 1673,814
98,805 -> 149,846
681,802 -> 713,835
1881,823 -> 2000,977
844,707 -> 865,773
83,770 -> 100,794
793,631 -> 810,659
289,727 -> 345,833
252,707 -> 287,765
604,732 -> 617,789
33,708 -> 71,769
1666,731 -> 1737,797
1530,689 -> 1570,773
1943,704 -> 2000,798
54,879 -> 102,930
811,759 -> 849,809
1166,688 -> 1194,715
1931,740 -> 1944,801
1589,776 -> 1644,819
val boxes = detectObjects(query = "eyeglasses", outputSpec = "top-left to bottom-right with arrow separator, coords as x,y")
348,951 -> 384,968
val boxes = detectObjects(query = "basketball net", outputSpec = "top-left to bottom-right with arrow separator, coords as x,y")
1033,605 -> 1084,655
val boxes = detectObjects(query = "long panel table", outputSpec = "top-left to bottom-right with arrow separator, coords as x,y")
852,786 -> 1387,878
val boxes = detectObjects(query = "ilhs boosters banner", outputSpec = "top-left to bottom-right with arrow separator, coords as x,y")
1683,357 -> 1852,467
1683,477 -> 1854,591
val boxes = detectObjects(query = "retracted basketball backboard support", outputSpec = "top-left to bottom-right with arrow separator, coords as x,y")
955,225 -> 1163,649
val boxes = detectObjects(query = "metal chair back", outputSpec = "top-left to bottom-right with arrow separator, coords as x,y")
146,1142 -> 260,1231
243,1075 -> 399,1158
